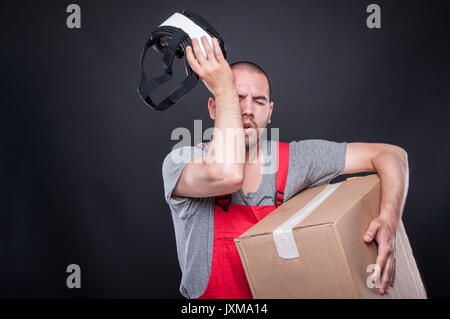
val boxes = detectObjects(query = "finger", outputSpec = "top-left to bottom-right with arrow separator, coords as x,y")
379,253 -> 394,294
185,46 -> 200,73
373,243 -> 390,284
201,36 -> 214,61
191,38 -> 206,64
212,37 -> 225,62
390,269 -> 396,287
390,258 -> 396,287
364,220 -> 379,243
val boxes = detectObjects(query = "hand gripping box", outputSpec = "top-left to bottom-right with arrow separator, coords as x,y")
235,174 -> 427,299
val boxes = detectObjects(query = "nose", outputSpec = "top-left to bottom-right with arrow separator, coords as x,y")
240,96 -> 255,119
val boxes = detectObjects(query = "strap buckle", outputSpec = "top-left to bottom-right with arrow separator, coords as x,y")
215,194 -> 231,212
274,190 -> 284,208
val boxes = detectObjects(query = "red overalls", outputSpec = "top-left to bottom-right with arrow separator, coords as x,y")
198,142 -> 289,299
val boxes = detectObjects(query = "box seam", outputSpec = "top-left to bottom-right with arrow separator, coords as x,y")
234,239 -> 259,298
333,180 -> 381,299
333,226 -> 360,298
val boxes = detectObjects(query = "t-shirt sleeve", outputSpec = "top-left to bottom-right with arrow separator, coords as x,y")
284,139 -> 347,200
161,144 -> 207,208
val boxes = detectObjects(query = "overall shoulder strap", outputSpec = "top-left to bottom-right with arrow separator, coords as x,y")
274,141 -> 290,207
215,193 -> 232,211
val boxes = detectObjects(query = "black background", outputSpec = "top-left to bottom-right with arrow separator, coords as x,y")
1,0 -> 449,298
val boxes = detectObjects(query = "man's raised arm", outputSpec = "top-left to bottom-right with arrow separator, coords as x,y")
171,36 -> 245,199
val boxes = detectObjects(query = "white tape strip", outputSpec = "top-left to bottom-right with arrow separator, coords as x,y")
160,12 -> 213,58
273,183 -> 342,259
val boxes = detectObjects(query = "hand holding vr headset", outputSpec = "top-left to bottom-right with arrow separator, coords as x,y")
185,36 -> 235,98
138,10 -> 229,111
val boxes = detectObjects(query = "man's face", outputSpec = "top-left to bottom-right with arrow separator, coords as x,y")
208,69 -> 274,149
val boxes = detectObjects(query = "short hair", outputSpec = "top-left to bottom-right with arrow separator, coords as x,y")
230,61 -> 272,99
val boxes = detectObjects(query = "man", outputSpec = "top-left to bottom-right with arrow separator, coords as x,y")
162,36 -> 409,298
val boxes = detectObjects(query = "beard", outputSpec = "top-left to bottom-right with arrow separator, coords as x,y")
245,119 -> 269,156
243,116 -> 258,149
245,132 -> 258,150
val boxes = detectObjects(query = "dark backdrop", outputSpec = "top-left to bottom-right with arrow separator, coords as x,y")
1,0 -> 449,298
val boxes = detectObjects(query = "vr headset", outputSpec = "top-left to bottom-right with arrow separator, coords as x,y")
138,10 -> 227,111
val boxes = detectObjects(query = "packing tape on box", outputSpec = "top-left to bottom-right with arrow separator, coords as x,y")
273,182 -> 342,259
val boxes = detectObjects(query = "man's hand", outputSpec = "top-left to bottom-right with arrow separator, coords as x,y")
364,215 -> 397,295
186,36 -> 235,97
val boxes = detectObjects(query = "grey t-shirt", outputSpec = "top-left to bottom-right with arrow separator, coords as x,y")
161,139 -> 347,298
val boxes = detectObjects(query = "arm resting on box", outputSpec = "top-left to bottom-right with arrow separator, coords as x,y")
341,142 -> 410,295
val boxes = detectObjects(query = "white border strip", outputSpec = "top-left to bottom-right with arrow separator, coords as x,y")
160,12 -> 213,57
273,183 -> 342,259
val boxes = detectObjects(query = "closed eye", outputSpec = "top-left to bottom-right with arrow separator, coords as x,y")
254,95 -> 268,104
238,94 -> 268,105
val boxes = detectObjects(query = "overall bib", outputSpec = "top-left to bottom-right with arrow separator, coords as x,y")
198,142 -> 289,299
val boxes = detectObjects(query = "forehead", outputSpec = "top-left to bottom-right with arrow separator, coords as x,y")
232,69 -> 270,98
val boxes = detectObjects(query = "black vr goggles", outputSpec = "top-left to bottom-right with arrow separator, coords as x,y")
138,10 -> 227,111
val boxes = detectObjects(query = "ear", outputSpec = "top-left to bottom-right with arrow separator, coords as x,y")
267,101 -> 274,124
208,97 -> 216,120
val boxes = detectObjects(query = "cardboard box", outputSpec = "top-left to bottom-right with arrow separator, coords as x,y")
235,174 -> 427,299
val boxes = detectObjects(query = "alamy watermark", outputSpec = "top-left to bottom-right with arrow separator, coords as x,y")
66,264 -> 81,289
366,4 -> 381,29
366,264 -> 382,289
170,120 -> 280,175
66,4 -> 81,29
